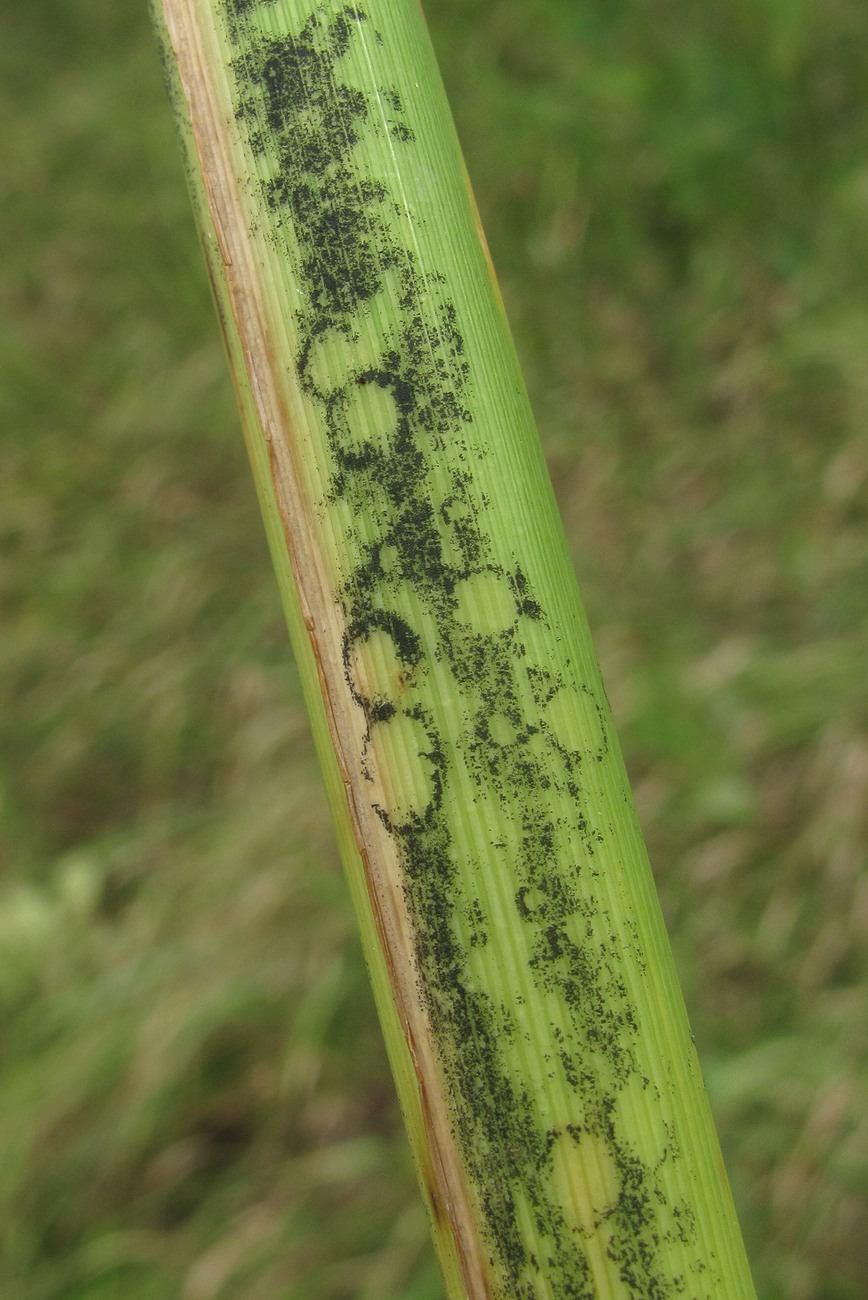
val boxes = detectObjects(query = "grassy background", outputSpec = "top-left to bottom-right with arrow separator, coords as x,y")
2,0 -> 867,1296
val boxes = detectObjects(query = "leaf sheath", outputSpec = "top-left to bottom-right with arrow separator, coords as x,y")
152,2 -> 756,1296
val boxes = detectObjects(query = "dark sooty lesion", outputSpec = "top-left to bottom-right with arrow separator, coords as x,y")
220,4 -> 698,1295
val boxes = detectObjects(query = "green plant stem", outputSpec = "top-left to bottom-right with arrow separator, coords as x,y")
151,2 -> 757,1296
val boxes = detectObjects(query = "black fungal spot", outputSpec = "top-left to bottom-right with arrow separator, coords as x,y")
467,897 -> 489,948
511,566 -> 544,620
223,0 -> 259,17
218,3 -> 698,1296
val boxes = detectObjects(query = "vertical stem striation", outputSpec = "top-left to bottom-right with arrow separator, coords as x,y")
153,2 -> 757,1297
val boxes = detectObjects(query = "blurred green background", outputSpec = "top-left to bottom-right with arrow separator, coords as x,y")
2,0 -> 867,1296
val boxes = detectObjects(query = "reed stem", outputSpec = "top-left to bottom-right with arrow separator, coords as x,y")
152,3 -> 756,1295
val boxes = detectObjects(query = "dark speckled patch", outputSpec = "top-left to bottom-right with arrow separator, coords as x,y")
217,4 -> 706,1296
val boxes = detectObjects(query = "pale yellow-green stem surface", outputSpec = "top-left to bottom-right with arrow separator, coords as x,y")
151,2 -> 757,1296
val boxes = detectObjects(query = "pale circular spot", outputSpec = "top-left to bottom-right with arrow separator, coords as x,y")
362,268 -> 405,338
612,1075 -> 670,1172
303,327 -> 360,396
367,712 -> 439,826
324,483 -> 393,563
515,885 -> 549,919
337,381 -> 400,460
347,628 -> 418,710
453,571 -> 516,635
544,685 -> 606,757
488,712 -> 516,747
460,788 -> 522,855
552,1129 -> 620,1245
378,543 -> 400,573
